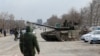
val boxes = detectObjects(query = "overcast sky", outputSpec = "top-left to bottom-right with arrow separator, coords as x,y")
0,0 -> 92,22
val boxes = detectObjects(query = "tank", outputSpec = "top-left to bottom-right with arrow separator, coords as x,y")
27,21 -> 75,41
41,30 -> 69,41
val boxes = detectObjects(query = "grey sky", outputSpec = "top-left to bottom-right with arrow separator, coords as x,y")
0,0 -> 92,22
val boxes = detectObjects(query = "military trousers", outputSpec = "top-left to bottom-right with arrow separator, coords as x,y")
23,52 -> 35,56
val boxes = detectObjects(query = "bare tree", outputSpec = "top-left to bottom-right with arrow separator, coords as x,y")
9,14 -> 16,29
61,8 -> 81,27
47,15 -> 61,26
80,7 -> 91,27
0,12 -> 25,30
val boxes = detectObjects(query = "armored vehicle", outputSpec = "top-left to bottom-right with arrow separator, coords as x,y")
27,21 -> 75,41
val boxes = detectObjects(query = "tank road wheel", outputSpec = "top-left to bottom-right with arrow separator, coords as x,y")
56,31 -> 62,41
56,31 -> 67,41
60,34 -> 68,41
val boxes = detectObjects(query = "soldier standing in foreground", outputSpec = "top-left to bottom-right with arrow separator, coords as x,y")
19,26 -> 40,56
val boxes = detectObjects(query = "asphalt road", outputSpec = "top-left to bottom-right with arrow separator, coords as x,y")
0,28 -> 100,56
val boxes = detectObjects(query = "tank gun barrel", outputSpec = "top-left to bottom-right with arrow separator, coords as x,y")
27,21 -> 71,31
27,21 -> 55,28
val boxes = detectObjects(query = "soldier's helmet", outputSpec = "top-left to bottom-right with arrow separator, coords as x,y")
26,26 -> 33,32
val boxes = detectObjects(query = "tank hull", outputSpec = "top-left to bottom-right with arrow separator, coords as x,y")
41,30 -> 61,41
41,30 -> 69,41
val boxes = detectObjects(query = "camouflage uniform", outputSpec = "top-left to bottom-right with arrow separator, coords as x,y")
19,26 -> 40,56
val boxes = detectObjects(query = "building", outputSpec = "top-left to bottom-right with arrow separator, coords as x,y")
82,0 -> 100,27
37,19 -> 42,24
92,0 -> 100,26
